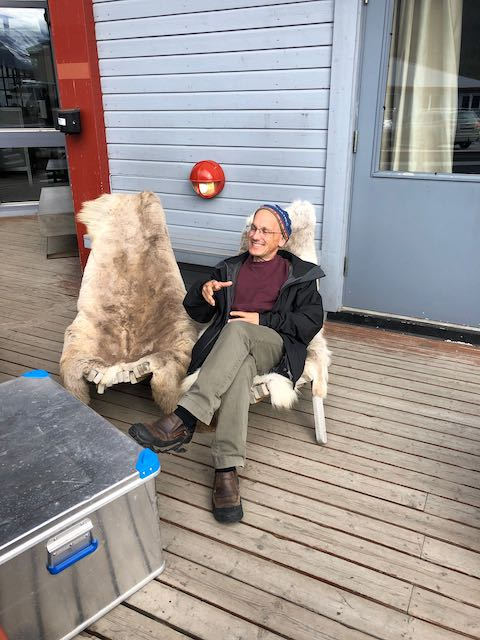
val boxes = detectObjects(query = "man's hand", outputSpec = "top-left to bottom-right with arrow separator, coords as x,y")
229,311 -> 259,324
201,280 -> 233,306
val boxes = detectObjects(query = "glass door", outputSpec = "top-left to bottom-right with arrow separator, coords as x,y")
0,1 -> 68,206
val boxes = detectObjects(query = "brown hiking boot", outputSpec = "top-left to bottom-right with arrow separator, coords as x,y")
128,413 -> 193,453
212,469 -> 243,523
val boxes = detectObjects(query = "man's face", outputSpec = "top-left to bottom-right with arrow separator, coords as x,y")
247,208 -> 286,261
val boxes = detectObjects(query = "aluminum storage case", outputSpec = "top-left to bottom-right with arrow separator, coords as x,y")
0,372 -> 165,640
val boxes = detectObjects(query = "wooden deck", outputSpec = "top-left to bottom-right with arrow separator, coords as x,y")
1,215 -> 480,640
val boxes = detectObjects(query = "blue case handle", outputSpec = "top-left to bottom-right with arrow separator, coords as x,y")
47,539 -> 98,575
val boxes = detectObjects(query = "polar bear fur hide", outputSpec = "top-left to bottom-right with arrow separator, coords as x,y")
181,200 -> 331,410
60,191 -> 197,413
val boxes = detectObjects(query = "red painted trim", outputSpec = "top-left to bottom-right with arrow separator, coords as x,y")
48,0 -> 110,268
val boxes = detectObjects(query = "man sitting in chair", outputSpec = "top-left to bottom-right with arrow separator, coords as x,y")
129,204 -> 324,523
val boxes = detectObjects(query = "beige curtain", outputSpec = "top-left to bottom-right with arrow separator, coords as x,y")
381,0 -> 463,173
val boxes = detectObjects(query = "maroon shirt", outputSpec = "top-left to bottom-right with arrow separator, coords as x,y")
232,254 -> 289,313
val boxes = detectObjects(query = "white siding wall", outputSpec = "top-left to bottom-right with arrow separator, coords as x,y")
93,0 -> 333,264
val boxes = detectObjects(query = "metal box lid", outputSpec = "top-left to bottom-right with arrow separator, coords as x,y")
0,375 -> 153,555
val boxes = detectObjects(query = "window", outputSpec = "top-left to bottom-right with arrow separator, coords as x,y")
380,0 -> 480,175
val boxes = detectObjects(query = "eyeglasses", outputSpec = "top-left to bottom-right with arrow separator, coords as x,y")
248,224 -> 282,237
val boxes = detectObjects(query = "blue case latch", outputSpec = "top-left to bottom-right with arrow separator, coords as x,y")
136,448 -> 160,478
22,369 -> 50,378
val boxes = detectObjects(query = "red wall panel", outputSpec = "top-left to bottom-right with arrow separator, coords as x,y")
48,0 -> 109,268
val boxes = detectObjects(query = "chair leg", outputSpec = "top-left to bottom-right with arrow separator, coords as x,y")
312,394 -> 327,444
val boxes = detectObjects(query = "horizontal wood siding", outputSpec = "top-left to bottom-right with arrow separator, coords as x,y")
93,0 -> 333,262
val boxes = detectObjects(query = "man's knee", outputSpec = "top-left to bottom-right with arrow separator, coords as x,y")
219,320 -> 251,344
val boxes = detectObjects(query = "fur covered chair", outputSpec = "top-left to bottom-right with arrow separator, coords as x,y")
182,200 -> 330,443
60,191 -> 197,414
241,200 -> 331,444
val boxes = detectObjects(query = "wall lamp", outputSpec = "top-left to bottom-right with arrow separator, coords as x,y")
190,160 -> 225,198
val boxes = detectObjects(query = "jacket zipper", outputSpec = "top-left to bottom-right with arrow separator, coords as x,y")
225,259 -> 242,317
195,259 -> 241,357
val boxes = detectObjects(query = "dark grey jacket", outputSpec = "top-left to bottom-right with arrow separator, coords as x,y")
183,250 -> 325,384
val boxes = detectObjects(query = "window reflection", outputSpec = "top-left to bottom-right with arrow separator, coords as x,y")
380,0 -> 480,175
0,8 -> 59,128
0,146 -> 69,202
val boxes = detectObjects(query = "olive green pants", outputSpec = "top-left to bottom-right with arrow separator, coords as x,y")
179,321 -> 284,469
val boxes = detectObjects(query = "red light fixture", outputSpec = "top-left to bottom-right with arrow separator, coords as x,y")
190,160 -> 225,198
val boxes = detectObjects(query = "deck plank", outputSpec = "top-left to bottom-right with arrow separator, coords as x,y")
331,362 -> 480,407
327,324 -> 480,364
409,586 -> 480,636
249,407 -> 480,483
422,538 -> 480,578
324,393 -> 480,442
159,499 -> 468,640
328,374 -> 480,420
160,454 -> 425,555
331,350 -> 480,396
160,552 -> 375,640
245,425 -> 480,507
329,335 -> 480,372
157,457 -> 480,608
113,424 -> 480,553
317,403 -> 480,459
87,604 -> 194,639
424,494 -> 480,529
161,485 -> 413,611
127,581 -> 285,640
2,216 -> 480,640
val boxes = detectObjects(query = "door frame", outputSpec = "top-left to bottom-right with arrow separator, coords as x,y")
320,0 -> 365,312
0,0 -> 66,212
48,0 -> 111,269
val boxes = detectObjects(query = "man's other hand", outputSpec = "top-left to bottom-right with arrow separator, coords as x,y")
229,311 -> 259,325
201,280 -> 233,306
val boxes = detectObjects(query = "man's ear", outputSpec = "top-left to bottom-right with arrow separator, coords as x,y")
278,236 -> 287,248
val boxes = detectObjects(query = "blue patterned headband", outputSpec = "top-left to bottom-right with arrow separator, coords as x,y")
255,204 -> 292,240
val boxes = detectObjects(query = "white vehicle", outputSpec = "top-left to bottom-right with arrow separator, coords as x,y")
455,109 -> 480,148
